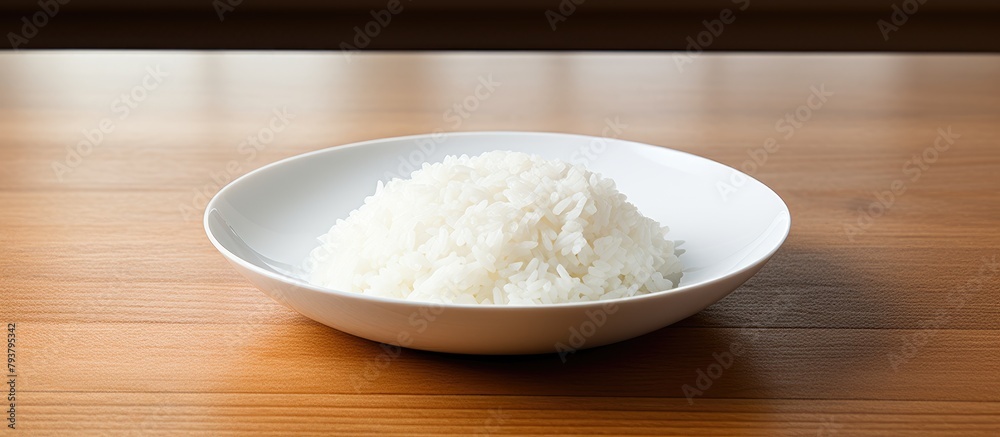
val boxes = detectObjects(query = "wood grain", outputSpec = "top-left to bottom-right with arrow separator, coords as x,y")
2,52 -> 1000,435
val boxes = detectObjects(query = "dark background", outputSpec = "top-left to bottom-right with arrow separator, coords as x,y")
2,0 -> 999,51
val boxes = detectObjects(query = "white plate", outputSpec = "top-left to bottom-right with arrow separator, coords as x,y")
205,132 -> 790,355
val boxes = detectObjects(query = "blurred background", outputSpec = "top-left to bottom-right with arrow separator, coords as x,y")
2,0 -> 999,51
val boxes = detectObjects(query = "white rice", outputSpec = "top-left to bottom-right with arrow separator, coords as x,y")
307,150 -> 682,305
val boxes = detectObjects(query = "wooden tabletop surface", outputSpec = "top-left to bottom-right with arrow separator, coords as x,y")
3,51 -> 1000,436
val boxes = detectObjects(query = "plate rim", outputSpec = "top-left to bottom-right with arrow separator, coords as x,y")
204,130 -> 792,310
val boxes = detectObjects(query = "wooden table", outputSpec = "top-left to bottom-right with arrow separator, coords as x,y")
3,51 -> 1000,436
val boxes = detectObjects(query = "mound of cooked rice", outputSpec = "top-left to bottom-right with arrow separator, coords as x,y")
307,150 -> 682,305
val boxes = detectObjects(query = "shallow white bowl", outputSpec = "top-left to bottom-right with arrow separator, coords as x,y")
205,132 -> 790,355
